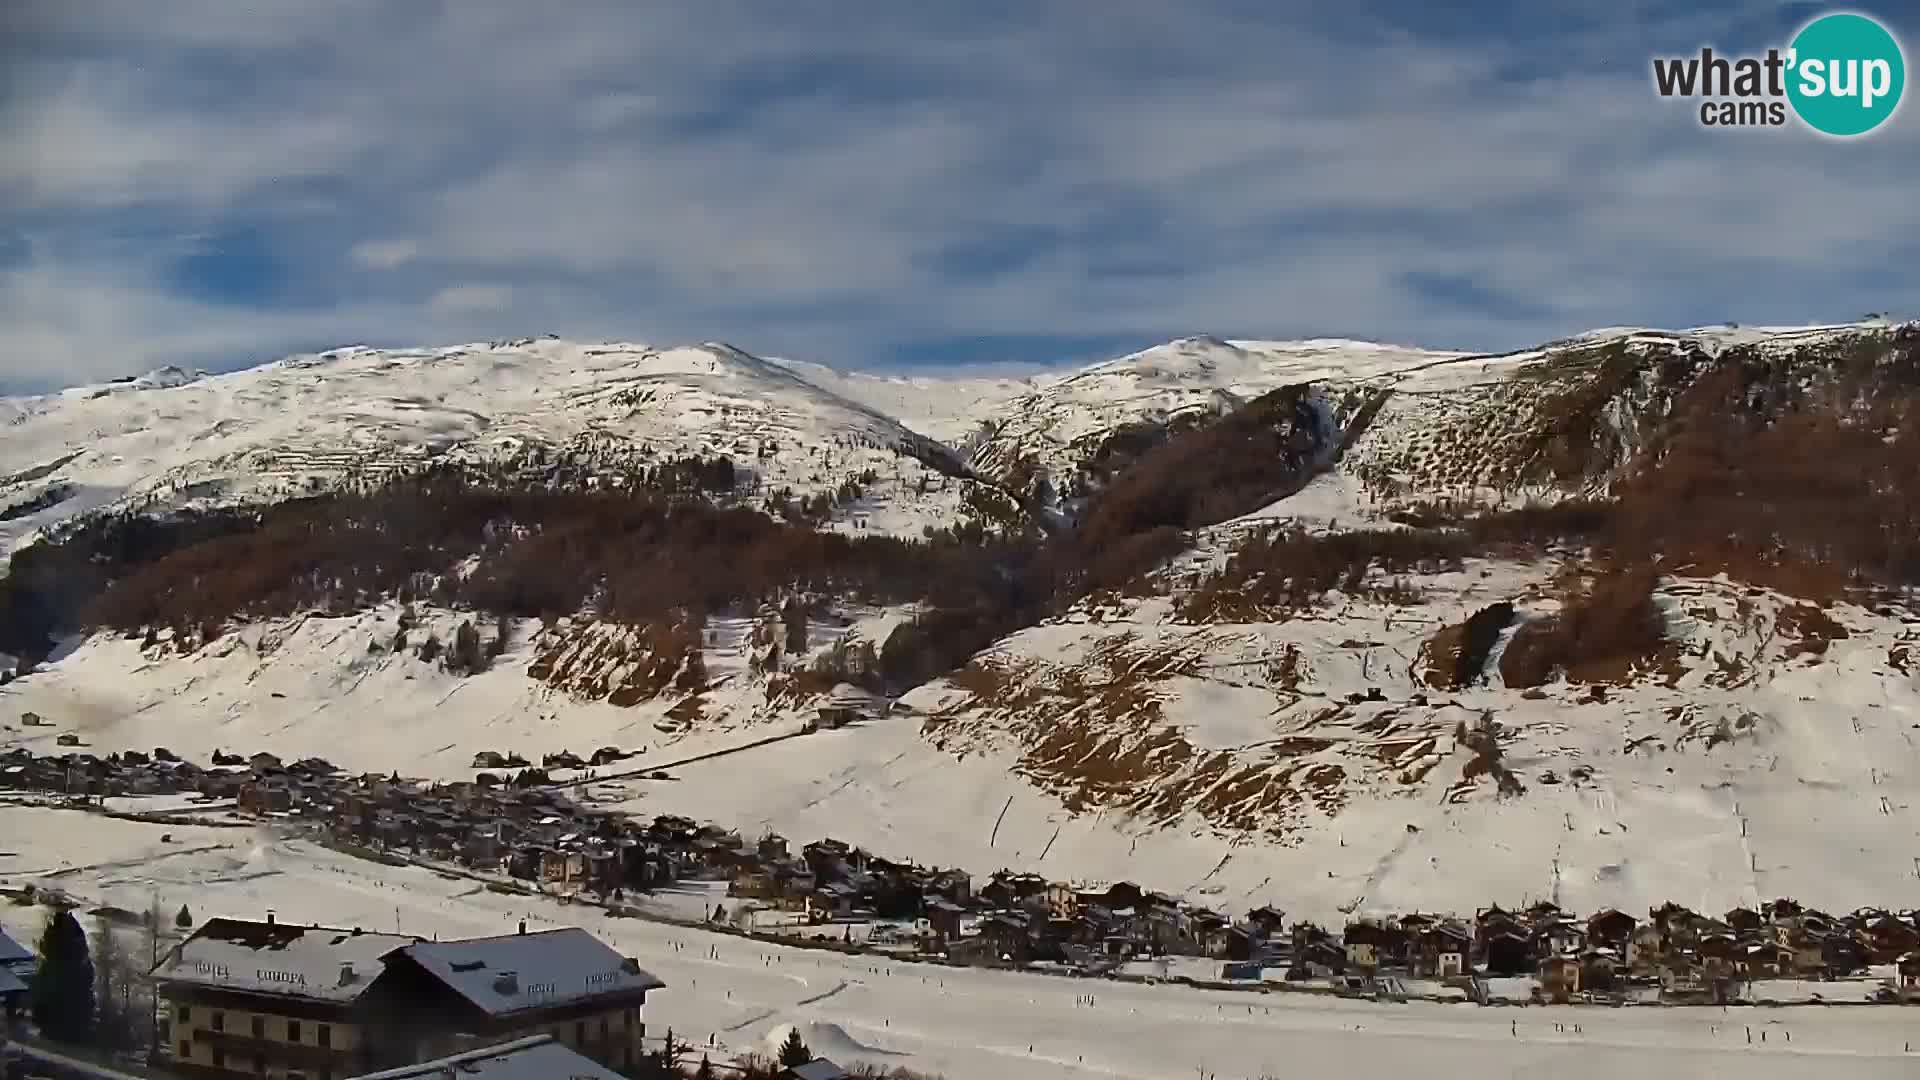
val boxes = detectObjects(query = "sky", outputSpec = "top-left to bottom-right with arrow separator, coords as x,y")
2,1 -> 1917,391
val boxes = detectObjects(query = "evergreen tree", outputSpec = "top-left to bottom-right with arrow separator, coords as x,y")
451,620 -> 484,673
31,909 -> 96,1042
175,904 -> 193,929
778,1026 -> 813,1066
695,1054 -> 715,1079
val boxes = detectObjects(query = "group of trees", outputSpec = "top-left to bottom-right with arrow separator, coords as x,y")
26,899 -> 178,1051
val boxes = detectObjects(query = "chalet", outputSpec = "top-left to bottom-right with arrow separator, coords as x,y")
1246,906 -> 1287,939
975,913 -> 1033,963
1587,908 -> 1636,949
808,882 -> 861,922
1413,922 -> 1471,979
237,780 -> 293,816
1863,913 -> 1920,963
1540,954 -> 1581,1003
980,870 -> 1049,912
1897,952 -> 1920,1002
1290,924 -> 1344,977
342,1034 -> 625,1080
540,849 -> 587,887
926,869 -> 972,904
925,900 -> 967,945
1342,918 -> 1407,968
1218,925 -> 1257,963
1581,948 -> 1620,992
1482,929 -> 1532,977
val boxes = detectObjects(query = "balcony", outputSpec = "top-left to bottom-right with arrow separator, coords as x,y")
193,1029 -> 362,1072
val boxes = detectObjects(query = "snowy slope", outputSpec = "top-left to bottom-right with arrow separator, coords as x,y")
589,567 -> 1920,928
0,338 -> 975,553
768,356 -> 1037,446
966,336 -> 1468,496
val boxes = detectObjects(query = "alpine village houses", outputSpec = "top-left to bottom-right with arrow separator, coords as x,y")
154,915 -> 663,1079
9,742 -> 1920,1020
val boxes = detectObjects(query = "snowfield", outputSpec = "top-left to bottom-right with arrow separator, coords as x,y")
0,338 -> 975,554
9,566 -> 1918,934
2,805 -> 1916,1080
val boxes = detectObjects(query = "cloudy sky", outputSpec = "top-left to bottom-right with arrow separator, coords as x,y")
2,1 -> 1916,390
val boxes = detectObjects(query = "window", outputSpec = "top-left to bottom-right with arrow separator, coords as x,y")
254,1054 -> 266,1074
576,1021 -> 587,1043
317,1024 -> 331,1049
178,1041 -> 192,1060
212,1011 -> 226,1032
211,1047 -> 226,1069
288,1019 -> 301,1043
599,1017 -> 608,1039
177,1005 -> 192,1024
251,1016 -> 265,1038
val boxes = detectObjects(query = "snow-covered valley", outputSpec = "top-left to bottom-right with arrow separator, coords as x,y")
2,805 -> 1916,1079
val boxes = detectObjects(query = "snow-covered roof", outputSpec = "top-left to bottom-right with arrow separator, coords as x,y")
393,927 -> 664,1018
152,918 -> 416,1003
0,927 -> 32,964
343,1035 -> 624,1080
787,1061 -> 853,1080
825,683 -> 881,709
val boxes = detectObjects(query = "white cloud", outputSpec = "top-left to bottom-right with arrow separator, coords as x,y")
350,240 -> 418,270
2,2 -> 1917,389
427,284 -> 513,315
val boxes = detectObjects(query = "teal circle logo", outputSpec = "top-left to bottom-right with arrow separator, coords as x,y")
1787,13 -> 1905,136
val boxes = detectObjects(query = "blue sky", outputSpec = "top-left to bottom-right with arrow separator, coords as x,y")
2,1 -> 1916,390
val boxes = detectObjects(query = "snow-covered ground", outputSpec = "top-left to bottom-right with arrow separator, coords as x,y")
3,806 -> 1915,1080
0,338 -> 974,553
8,565 -> 1920,932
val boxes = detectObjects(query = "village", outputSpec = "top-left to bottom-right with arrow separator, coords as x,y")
4,739 -> 1920,1014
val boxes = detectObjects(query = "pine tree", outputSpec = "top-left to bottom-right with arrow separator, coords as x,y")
32,909 -> 96,1042
778,1026 -> 813,1066
695,1055 -> 714,1079
175,904 -> 193,929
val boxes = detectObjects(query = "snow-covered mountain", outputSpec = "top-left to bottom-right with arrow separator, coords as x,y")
0,338 -> 978,555
4,318 -> 1918,926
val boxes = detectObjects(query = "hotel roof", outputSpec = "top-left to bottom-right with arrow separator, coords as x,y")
151,918 -> 417,1003
393,926 -> 664,1019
